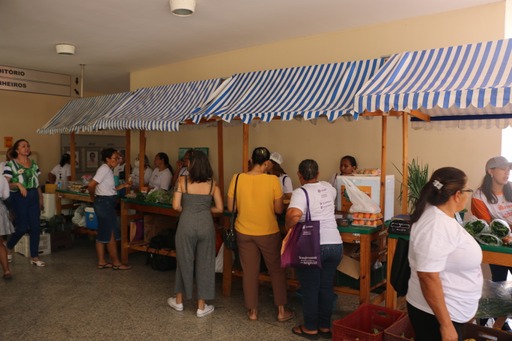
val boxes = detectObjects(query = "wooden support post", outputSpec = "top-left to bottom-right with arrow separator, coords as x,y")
243,123 -> 249,172
139,130 -> 146,189
217,121 -> 225,197
402,113 -> 409,214
380,116 -> 387,214
70,132 -> 76,181
125,130 -> 131,180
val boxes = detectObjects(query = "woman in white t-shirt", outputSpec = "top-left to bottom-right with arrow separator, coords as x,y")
407,167 -> 482,341
286,159 -> 342,339
87,148 -> 132,270
130,155 -> 152,189
268,152 -> 293,200
149,152 -> 173,190
48,153 -> 71,184
471,156 -> 512,282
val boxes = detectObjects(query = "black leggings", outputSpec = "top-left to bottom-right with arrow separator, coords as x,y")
407,302 -> 465,341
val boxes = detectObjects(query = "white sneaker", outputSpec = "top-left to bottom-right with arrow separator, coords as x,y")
167,297 -> 183,312
196,304 -> 214,317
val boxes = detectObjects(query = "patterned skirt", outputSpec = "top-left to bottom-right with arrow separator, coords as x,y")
0,201 -> 15,236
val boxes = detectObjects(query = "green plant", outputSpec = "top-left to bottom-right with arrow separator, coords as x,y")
395,159 -> 429,213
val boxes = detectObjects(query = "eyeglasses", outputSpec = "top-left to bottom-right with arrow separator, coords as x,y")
461,189 -> 473,193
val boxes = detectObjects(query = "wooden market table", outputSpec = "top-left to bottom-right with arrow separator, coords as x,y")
55,189 -> 92,215
222,223 -> 388,304
120,198 -> 180,264
385,234 -> 512,309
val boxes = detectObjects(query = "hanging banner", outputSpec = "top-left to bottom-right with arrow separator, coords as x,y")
0,65 -> 71,97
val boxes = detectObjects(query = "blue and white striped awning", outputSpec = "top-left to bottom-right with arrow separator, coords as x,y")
354,39 -> 512,129
37,92 -> 135,135
92,78 -> 223,132
191,58 -> 385,124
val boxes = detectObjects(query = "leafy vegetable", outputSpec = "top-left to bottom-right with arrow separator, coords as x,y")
145,189 -> 173,205
475,233 -> 503,246
490,219 -> 510,238
464,219 -> 488,236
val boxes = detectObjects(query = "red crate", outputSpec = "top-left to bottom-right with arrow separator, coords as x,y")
333,304 -> 405,341
332,303 -> 405,341
383,315 -> 415,341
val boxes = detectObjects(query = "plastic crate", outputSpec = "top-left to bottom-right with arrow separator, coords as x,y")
333,304 -> 406,341
383,315 -> 415,341
462,323 -> 512,341
14,234 -> 51,257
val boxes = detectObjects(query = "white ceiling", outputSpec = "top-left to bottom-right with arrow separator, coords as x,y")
0,0 -> 501,94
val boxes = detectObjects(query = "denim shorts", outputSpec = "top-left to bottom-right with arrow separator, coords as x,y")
93,195 -> 120,243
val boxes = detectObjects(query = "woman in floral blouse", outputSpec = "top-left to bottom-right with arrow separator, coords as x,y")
3,139 -> 45,267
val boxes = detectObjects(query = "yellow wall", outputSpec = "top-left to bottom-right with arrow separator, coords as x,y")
0,91 -> 70,178
130,3 -> 505,215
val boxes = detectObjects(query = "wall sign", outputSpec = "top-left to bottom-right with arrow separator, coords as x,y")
0,65 -> 71,97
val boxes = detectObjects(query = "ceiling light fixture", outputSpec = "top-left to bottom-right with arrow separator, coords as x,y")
170,0 -> 195,17
56,44 -> 76,55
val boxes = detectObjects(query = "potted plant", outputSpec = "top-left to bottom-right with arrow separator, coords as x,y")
395,159 -> 429,214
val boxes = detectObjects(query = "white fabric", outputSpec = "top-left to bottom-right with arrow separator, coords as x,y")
0,175 -> 9,200
328,172 -> 339,188
131,167 -> 152,186
473,188 -> 512,225
92,164 -> 117,196
178,167 -> 189,177
50,163 -> 71,180
149,168 -> 172,190
406,205 -> 483,323
279,174 -> 293,194
0,161 -> 6,175
113,163 -> 125,177
288,181 -> 342,245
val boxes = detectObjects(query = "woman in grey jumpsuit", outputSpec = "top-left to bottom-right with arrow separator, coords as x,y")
168,150 -> 223,317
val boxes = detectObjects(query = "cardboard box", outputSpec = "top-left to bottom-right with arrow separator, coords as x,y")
15,234 -> 51,257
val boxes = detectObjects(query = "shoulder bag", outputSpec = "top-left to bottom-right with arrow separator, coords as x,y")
222,173 -> 240,251
281,187 -> 321,268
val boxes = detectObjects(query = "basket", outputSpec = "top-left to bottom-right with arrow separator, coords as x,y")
333,304 -> 405,341
383,315 -> 415,341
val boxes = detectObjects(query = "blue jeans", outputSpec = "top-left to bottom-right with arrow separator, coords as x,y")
7,189 -> 41,258
296,243 -> 343,331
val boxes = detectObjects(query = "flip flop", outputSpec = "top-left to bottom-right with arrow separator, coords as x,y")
291,325 -> 319,340
112,264 -> 132,270
277,310 -> 295,322
3,273 -> 12,280
97,263 -> 113,269
318,330 -> 332,339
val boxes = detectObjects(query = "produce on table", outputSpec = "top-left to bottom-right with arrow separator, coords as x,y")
463,219 -> 489,236
475,233 -> 503,246
489,219 -> 511,238
145,189 -> 173,205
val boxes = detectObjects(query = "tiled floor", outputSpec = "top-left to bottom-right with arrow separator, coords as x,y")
1,235 -> 362,341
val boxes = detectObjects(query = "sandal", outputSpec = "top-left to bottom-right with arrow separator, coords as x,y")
97,263 -> 113,269
112,264 -> 132,270
291,325 -> 319,340
3,273 -> 12,280
318,329 -> 332,339
30,259 -> 46,267
277,310 -> 295,322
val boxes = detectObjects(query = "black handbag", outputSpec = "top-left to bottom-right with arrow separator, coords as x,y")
223,173 -> 240,251
390,237 -> 411,297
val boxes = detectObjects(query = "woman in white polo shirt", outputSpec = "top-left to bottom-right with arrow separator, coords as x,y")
88,148 -> 132,270
407,167 -> 482,341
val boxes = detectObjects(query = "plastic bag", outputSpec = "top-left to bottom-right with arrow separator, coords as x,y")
476,280 -> 512,318
340,177 -> 381,214
72,203 -> 87,227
